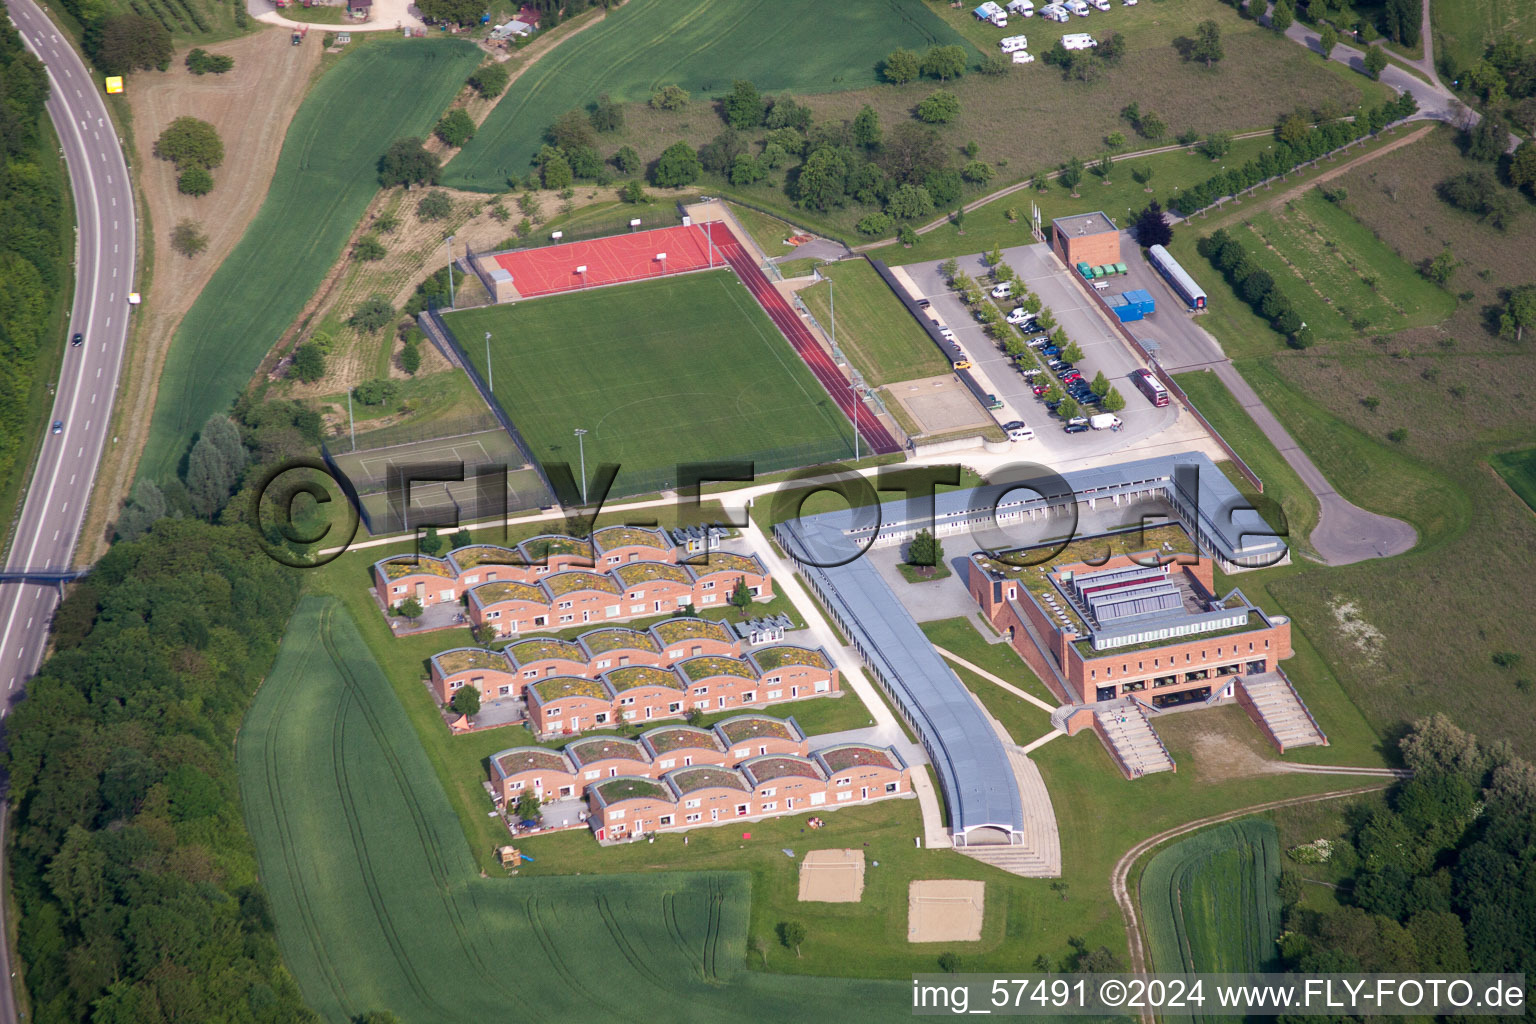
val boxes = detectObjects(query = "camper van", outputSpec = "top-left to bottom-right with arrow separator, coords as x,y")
1089,0 -> 1111,9
1012,49 -> 1035,62
1063,0 -> 1091,16
974,1 -> 1008,26
1040,3 -> 1069,20
1062,31 -> 1097,48
1006,0 -> 1035,15
999,34 -> 1029,52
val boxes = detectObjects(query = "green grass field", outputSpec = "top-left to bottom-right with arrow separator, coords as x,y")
239,596 -> 910,1023
442,0 -> 978,190
1141,820 -> 1283,983
1238,191 -> 1455,342
138,39 -> 482,483
444,270 -> 856,497
799,259 -> 948,386
1490,448 -> 1536,515
1432,0 -> 1536,76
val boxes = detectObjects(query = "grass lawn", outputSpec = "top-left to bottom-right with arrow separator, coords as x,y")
896,560 -> 953,585
1490,447 -> 1536,515
442,0 -> 979,190
444,270 -> 857,497
1171,126 -> 1536,762
316,367 -> 489,436
1431,0 -> 1536,76
240,595 -> 913,1022
728,203 -> 813,261
1173,370 -> 1322,560
921,616 -> 1056,708
798,259 -> 949,386
1238,190 -> 1455,342
139,39 -> 483,483
1140,820 -> 1282,976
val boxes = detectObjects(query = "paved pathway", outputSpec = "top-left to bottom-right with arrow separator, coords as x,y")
933,646 -> 1058,714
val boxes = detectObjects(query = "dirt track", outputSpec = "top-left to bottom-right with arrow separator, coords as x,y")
84,29 -> 319,557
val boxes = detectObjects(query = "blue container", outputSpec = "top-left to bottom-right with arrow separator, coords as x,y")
1113,304 -> 1144,323
1123,288 -> 1156,314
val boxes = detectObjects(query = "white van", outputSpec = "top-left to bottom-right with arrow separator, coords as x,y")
1090,0 -> 1110,9
1006,0 -> 1035,15
1013,50 -> 1035,62
1062,31 -> 1097,48
1040,3 -> 1069,20
1064,0 -> 1091,16
999,34 -> 1029,52
990,282 -> 1013,299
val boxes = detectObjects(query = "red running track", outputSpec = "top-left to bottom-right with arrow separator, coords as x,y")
704,223 -> 902,456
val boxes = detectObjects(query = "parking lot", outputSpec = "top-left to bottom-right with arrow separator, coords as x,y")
896,240 -> 1180,465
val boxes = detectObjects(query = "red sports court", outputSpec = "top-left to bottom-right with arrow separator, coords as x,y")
487,224 -> 723,297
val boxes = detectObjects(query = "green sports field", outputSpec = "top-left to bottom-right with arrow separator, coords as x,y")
444,270 -> 857,497
442,0 -> 978,190
1141,820 -> 1283,979
139,39 -> 482,483
799,259 -> 948,387
1491,448 -> 1536,515
238,596 -> 908,1023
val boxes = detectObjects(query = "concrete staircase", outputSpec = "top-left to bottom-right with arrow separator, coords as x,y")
956,696 -> 1063,878
1238,671 -> 1328,750
1095,701 -> 1176,777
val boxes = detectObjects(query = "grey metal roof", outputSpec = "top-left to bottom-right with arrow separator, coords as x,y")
823,452 -> 1285,566
776,515 -> 1026,838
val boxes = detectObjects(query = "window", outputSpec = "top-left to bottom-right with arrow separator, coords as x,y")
619,696 -> 635,706
659,758 -> 675,769
741,691 -> 755,704
558,614 -> 573,624
767,689 -> 782,700
760,787 -> 776,798
684,798 -> 701,809
509,780 -> 523,790
547,708 -> 561,718
717,697 -> 728,708
814,680 -> 830,694
658,814 -> 673,826
607,555 -> 620,564
758,745 -> 767,756
594,713 -> 609,724
668,702 -> 681,713
703,595 -> 716,604
558,600 -> 573,610
836,791 -> 852,801
764,675 -> 780,686
611,809 -> 625,819
629,604 -> 645,614
523,669 -> 538,679
735,804 -> 749,816
499,685 -> 511,697
450,680 -> 464,691
693,686 -> 708,696
749,586 -> 761,597
691,645 -> 702,656
585,770 -> 600,780
683,756 -> 693,766
885,781 -> 899,793
534,616 -> 547,627
701,581 -> 715,590
392,585 -> 405,595
486,611 -> 500,620
760,802 -> 776,811
686,813 -> 701,823
596,659 -> 611,669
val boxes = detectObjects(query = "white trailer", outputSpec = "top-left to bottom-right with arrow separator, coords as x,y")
1090,0 -> 1110,9
1012,49 -> 1035,62
1041,4 -> 1069,20
1089,414 -> 1123,431
1063,0 -> 1091,16
1006,0 -> 1035,15
999,33 -> 1029,52
1062,31 -> 1097,47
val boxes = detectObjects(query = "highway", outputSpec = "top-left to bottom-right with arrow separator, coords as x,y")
0,1 -> 138,1020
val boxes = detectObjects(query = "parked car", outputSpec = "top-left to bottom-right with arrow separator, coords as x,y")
1003,420 -> 1027,431
986,394 -> 1004,410
918,298 -> 932,309
1080,393 -> 1103,406
71,332 -> 83,348
1006,308 -> 1033,326
1033,385 -> 1050,396
1064,423 -> 1090,433
1068,416 -> 1089,426
939,327 -> 957,342
1028,337 -> 1051,348
1008,424 -> 1035,441
990,282 -> 1013,299
953,360 -> 973,370
1042,346 -> 1061,358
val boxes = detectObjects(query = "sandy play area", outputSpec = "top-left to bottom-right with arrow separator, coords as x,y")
908,879 -> 985,942
797,849 -> 866,903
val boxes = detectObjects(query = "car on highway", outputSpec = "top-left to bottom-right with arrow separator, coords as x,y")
51,420 -> 63,435
71,332 -> 83,348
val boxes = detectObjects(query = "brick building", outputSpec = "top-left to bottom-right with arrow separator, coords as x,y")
1051,211 -> 1121,271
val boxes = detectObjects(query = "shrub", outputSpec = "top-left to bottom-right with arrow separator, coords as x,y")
417,190 -> 453,221
468,62 -> 510,98
156,116 -> 224,171
916,91 -> 960,124
649,84 -> 690,110
352,378 -> 400,406
352,235 -> 386,261
434,109 -> 476,148
884,47 -> 921,84
186,48 -> 234,74
651,141 -> 702,188
348,294 -> 396,334
291,343 -> 326,383
856,212 -> 894,236
177,166 -> 214,196
170,220 -> 207,257
378,138 -> 439,188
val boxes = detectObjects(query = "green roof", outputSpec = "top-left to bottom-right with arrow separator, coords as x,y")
651,618 -> 733,646
530,676 -> 608,703
696,552 -> 760,575
743,756 -> 823,783
522,534 -> 594,560
613,561 -> 691,588
493,748 -> 569,775
450,545 -> 525,570
473,581 -> 544,605
606,666 -> 681,692
641,726 -> 723,755
545,570 -> 621,597
716,715 -> 795,744
433,648 -> 509,674
580,628 -> 660,655
379,555 -> 455,580
818,745 -> 896,773
667,766 -> 748,795
568,737 -> 648,765
592,526 -> 669,552
504,638 -> 585,665
752,646 -> 828,672
679,656 -> 755,682
592,776 -> 669,805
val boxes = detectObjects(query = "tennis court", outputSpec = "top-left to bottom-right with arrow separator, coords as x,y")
325,428 -> 553,533
486,224 -> 726,298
